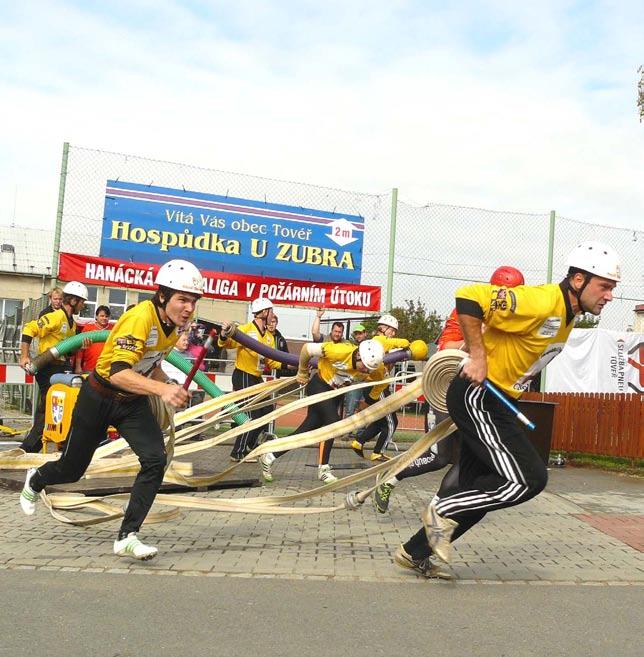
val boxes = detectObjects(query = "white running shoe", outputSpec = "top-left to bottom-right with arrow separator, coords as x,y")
113,532 -> 158,560
421,501 -> 458,564
20,468 -> 38,516
259,452 -> 276,483
318,464 -> 338,484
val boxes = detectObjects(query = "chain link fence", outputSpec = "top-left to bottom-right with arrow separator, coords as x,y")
58,145 -> 643,330
389,201 -> 643,330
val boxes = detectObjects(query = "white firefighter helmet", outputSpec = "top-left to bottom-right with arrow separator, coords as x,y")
566,241 -> 621,282
358,339 -> 385,371
378,313 -> 399,330
250,297 -> 273,314
62,281 -> 89,300
154,259 -> 204,295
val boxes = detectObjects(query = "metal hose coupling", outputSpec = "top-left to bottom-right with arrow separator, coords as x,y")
344,490 -> 365,510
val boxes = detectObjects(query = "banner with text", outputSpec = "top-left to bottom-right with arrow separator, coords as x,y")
100,180 -> 364,284
545,328 -> 643,394
59,253 -> 381,312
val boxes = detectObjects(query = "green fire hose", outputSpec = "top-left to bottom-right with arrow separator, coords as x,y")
27,330 -> 248,425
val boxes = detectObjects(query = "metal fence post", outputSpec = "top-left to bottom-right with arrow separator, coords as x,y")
541,210 -> 557,393
385,187 -> 398,311
51,142 -> 70,283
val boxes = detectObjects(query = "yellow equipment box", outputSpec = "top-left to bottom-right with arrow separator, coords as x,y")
43,383 -> 81,452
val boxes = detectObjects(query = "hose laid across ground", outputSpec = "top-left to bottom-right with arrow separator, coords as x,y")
5,335 -> 462,524
26,329 -> 248,425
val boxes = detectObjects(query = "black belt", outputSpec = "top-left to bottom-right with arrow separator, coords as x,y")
88,372 -> 139,402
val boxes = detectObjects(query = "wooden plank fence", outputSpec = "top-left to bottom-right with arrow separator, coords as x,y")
522,392 -> 643,459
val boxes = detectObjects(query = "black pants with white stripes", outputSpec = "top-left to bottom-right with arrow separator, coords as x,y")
404,375 -> 547,560
230,368 -> 273,459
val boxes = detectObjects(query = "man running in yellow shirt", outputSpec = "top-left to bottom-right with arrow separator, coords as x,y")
396,242 -> 621,576
259,339 -> 385,484
20,260 -> 204,561
351,314 -> 410,461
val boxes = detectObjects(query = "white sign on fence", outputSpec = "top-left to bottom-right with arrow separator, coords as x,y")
545,328 -> 644,394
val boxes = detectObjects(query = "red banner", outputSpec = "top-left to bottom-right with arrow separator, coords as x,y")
58,253 -> 381,311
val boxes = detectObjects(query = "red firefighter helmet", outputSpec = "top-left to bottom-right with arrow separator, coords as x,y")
489,266 -> 525,287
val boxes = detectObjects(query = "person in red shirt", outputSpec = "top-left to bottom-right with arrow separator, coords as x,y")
75,305 -> 113,373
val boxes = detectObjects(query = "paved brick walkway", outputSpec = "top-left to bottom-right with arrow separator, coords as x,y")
1,443 -> 642,585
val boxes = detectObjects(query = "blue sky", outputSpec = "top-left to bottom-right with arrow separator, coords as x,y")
1,0 -> 643,232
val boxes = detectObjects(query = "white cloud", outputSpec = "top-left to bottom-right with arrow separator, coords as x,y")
1,0 -> 643,237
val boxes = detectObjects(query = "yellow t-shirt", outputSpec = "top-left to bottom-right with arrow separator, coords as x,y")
316,342 -> 373,387
22,309 -> 78,356
455,282 -> 575,398
218,321 -> 281,377
95,301 -> 179,380
367,335 -> 410,400
373,335 -> 410,352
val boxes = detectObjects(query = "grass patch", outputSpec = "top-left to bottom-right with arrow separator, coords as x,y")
559,452 -> 644,477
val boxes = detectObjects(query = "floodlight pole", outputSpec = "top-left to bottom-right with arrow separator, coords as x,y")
385,187 -> 398,311
540,209 -> 557,393
51,141 -> 70,283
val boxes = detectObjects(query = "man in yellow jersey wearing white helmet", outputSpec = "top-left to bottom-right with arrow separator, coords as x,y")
396,242 -> 621,575
259,338 -> 386,484
19,281 -> 89,453
20,260 -> 204,561
351,313 -> 411,461
218,297 -> 283,461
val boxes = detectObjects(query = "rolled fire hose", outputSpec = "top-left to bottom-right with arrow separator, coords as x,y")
422,349 -> 536,429
27,329 -> 248,425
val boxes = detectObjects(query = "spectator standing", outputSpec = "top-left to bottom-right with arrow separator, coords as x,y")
343,323 -> 368,420
75,305 -> 112,374
38,287 -> 64,318
267,314 -> 294,378
311,309 -> 346,344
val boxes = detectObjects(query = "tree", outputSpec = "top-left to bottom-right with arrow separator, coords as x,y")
574,313 -> 600,329
367,299 -> 444,343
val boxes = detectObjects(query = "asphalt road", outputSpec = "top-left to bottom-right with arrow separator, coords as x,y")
2,569 -> 640,657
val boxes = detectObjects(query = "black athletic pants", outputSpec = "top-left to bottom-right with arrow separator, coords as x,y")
29,379 -> 166,538
230,368 -> 272,459
404,375 -> 547,560
396,408 -> 456,481
356,388 -> 398,455
274,374 -> 341,465
20,362 -> 70,453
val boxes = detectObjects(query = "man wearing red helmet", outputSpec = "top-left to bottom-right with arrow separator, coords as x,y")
20,260 -> 204,561
397,243 -> 620,576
